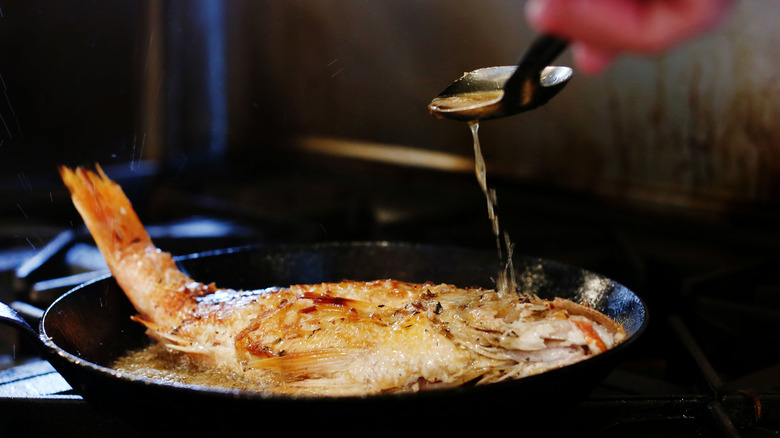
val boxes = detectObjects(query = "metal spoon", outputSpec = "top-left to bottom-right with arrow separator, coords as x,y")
429,35 -> 571,122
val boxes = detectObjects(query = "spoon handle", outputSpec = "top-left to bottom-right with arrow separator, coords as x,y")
506,34 -> 569,86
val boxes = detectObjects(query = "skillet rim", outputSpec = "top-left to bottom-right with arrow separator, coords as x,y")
38,241 -> 649,402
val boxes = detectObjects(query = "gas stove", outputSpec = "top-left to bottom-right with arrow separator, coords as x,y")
1,161 -> 779,437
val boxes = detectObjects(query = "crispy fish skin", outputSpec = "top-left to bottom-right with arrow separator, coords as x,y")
59,165 -> 625,396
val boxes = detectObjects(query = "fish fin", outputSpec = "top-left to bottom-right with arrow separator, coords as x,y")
131,314 -> 209,355
246,348 -> 360,377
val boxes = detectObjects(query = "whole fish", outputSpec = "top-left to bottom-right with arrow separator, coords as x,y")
59,165 -> 625,396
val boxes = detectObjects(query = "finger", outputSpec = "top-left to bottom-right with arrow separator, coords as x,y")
526,0 -> 732,54
572,43 -> 616,75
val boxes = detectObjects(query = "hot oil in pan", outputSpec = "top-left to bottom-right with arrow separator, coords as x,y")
469,121 -> 517,294
115,343 -> 273,391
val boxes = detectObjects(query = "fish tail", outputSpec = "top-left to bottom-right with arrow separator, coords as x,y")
59,165 -> 152,266
59,165 -> 194,326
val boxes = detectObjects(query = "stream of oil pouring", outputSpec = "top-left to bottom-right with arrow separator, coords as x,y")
467,121 -> 517,295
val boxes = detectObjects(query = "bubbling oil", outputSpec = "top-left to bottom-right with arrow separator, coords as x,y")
114,342 -> 275,392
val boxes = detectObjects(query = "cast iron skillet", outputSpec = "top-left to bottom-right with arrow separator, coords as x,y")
2,242 -> 647,435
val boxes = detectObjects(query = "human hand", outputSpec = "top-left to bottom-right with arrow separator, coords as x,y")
525,0 -> 734,74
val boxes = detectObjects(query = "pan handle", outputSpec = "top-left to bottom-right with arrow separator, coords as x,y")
0,300 -> 40,341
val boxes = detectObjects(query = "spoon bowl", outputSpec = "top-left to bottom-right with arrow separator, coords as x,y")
428,65 -> 572,121
429,35 -> 570,122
